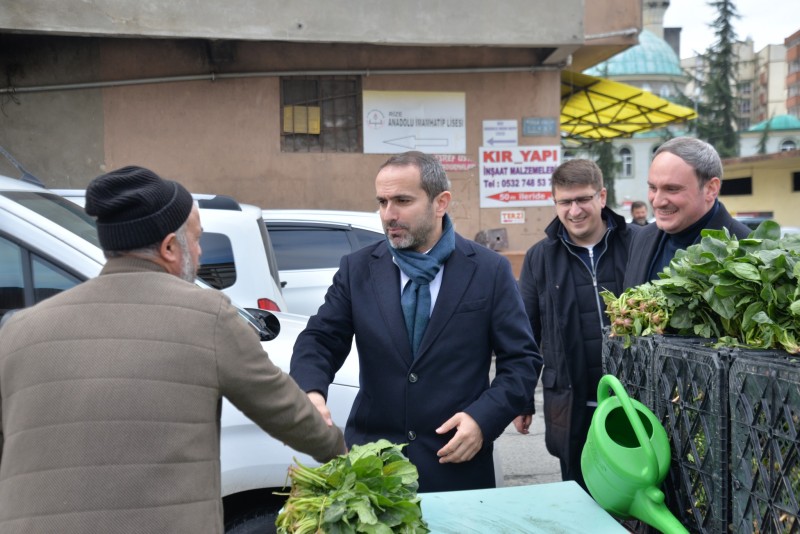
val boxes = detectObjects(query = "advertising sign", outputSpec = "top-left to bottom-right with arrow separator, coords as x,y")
436,154 -> 476,172
501,210 -> 526,224
363,91 -> 466,154
479,146 -> 561,208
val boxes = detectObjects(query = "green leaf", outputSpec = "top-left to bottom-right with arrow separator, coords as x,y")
750,311 -> 775,325
351,496 -> 378,525
359,523 -> 395,534
324,500 -> 348,523
725,262 -> 761,281
383,460 -> 419,485
752,219 -> 781,240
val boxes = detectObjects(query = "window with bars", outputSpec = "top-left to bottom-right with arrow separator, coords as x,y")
280,76 -> 362,153
618,147 -> 633,178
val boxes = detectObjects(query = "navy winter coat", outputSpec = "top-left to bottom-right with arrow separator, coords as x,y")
291,233 -> 542,492
518,208 -> 635,475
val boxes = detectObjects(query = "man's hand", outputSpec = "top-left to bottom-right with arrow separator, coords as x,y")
307,391 -> 333,427
435,412 -> 483,464
513,414 -> 532,435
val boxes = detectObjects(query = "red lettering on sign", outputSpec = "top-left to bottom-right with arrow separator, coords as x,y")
487,191 -> 553,202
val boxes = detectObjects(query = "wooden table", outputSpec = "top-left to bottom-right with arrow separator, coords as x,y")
421,481 -> 628,533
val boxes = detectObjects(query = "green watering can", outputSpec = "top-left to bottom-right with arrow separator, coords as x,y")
581,375 -> 688,534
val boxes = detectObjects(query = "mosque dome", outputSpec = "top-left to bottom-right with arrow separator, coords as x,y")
584,29 -> 684,77
748,114 -> 800,132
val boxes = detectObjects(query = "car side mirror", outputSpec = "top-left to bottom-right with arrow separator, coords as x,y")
245,308 -> 281,341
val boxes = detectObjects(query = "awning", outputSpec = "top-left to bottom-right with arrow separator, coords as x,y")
560,71 -> 697,141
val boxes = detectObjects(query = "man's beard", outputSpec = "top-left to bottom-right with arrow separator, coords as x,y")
386,205 -> 436,251
175,232 -> 197,283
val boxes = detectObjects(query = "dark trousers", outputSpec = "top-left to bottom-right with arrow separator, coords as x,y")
559,405 -> 596,492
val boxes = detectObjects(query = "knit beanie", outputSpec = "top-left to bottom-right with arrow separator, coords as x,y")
85,166 -> 194,251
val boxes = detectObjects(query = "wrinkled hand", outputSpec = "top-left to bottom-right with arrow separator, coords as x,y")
436,412 -> 483,464
513,414 -> 532,435
307,391 -> 333,427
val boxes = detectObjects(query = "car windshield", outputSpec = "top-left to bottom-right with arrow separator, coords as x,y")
2,191 -> 101,247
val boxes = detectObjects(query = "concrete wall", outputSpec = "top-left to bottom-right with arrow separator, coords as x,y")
0,0 -> 582,47
0,36 -> 563,248
0,0 -> 643,251
0,36 -> 105,186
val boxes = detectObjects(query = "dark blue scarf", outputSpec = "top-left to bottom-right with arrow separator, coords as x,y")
388,214 -> 455,358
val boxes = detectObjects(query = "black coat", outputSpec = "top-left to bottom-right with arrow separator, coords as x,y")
518,208 -> 635,474
291,234 -> 542,493
623,201 -> 752,288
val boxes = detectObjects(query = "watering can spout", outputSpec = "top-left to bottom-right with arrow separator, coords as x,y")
629,486 -> 689,534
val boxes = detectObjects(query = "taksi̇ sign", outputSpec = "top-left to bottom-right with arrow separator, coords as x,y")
479,146 -> 561,208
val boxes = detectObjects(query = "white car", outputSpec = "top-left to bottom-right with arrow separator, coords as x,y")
54,190 -> 289,314
262,209 -> 385,316
0,175 -> 359,533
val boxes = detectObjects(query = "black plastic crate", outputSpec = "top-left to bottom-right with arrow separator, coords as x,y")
653,337 -> 732,534
602,329 -> 658,411
729,349 -> 800,534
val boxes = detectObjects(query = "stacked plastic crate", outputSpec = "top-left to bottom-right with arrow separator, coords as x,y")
601,331 -> 800,534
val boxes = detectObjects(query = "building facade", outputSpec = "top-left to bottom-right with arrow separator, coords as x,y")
787,29 -> 800,118
0,0 -> 641,248
720,150 -> 800,228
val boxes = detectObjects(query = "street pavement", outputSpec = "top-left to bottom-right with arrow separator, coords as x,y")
496,385 -> 562,486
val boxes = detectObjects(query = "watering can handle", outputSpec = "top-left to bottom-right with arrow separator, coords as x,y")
597,375 -> 659,486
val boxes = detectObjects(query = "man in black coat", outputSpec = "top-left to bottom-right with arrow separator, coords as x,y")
624,136 -> 752,288
518,159 -> 637,490
291,151 -> 541,493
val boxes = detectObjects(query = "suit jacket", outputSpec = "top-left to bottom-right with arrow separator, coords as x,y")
624,201 -> 752,288
0,257 -> 344,534
290,233 -> 542,492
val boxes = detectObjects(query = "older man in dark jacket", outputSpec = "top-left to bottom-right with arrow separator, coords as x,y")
518,159 -> 637,490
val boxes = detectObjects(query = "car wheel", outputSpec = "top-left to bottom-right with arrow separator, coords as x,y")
225,508 -> 279,534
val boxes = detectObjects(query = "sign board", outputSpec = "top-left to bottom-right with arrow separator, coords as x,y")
501,210 -> 526,224
436,154 -> 476,172
363,91 -> 466,154
482,120 -> 518,147
522,117 -> 559,137
478,146 -> 561,208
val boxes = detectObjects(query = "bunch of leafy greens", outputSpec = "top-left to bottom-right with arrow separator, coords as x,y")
601,282 -> 671,347
275,439 -> 429,534
603,221 -> 800,353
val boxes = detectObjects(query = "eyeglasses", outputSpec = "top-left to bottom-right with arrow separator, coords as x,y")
554,190 -> 600,208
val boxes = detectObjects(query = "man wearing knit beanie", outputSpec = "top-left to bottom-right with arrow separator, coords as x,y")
0,166 -> 346,533
85,165 -> 199,281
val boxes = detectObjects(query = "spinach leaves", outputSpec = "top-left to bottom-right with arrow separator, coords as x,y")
604,221 -> 800,353
276,440 -> 429,533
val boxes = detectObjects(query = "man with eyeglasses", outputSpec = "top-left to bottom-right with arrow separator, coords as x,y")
517,158 -> 638,490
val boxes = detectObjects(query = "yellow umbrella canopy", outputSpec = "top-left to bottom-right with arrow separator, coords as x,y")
560,71 -> 697,141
